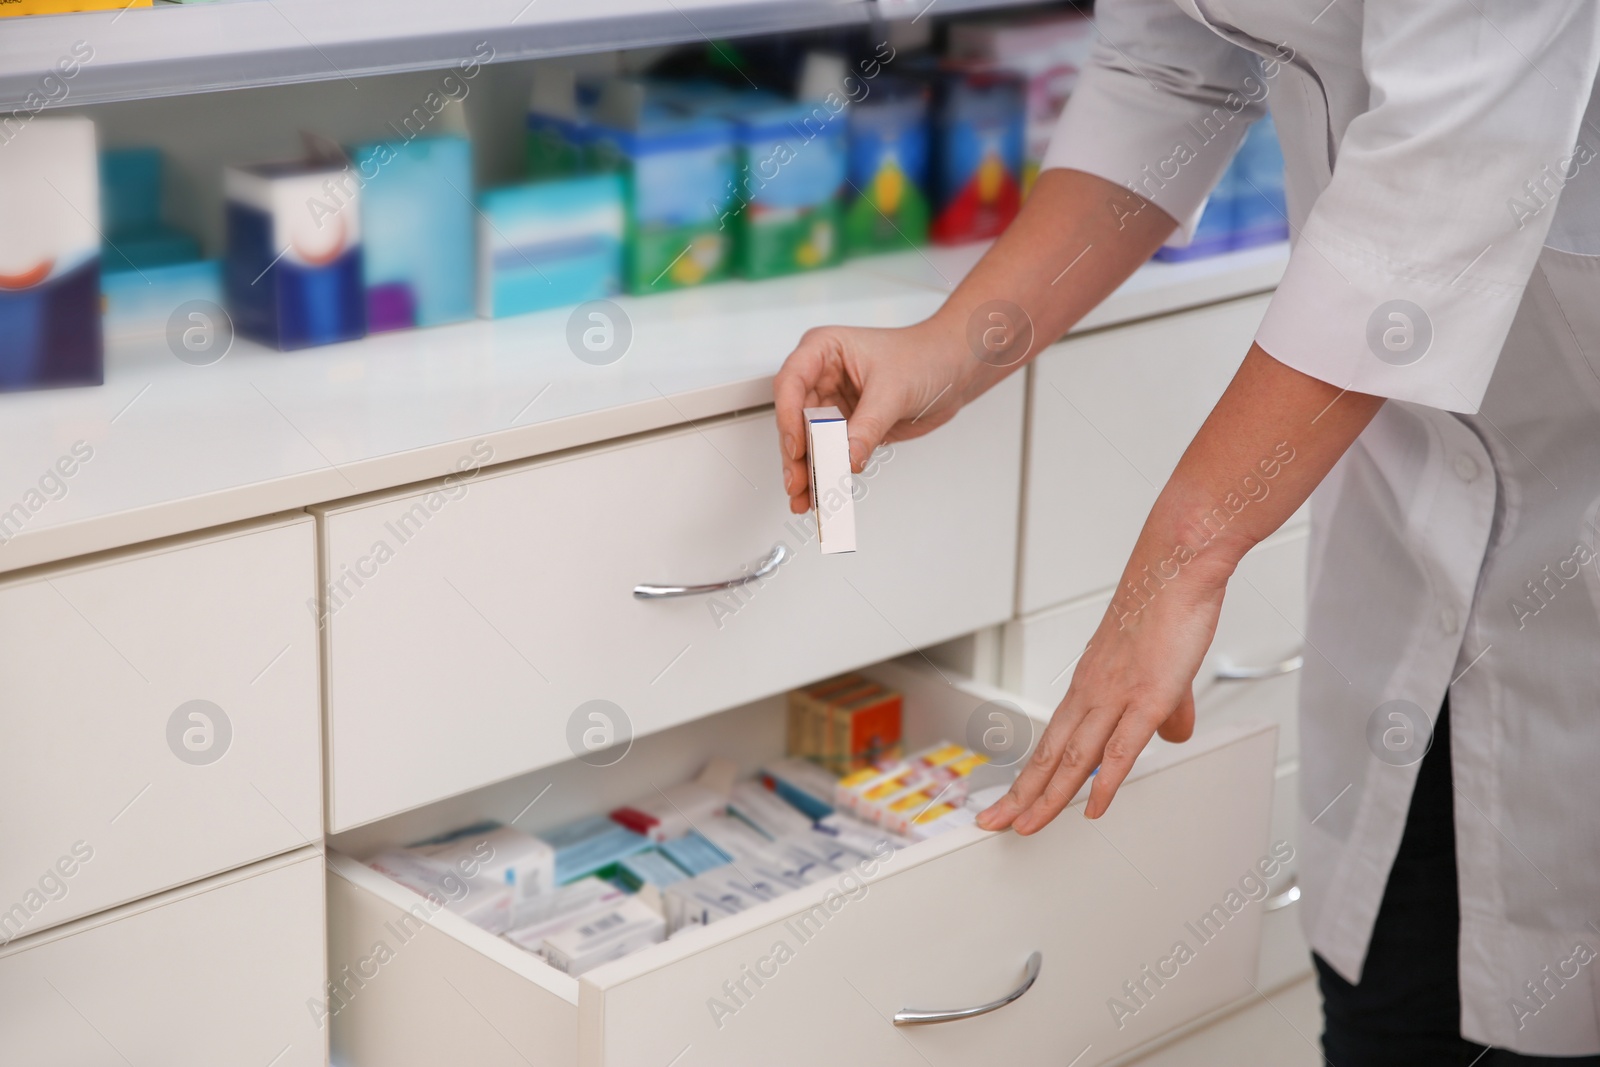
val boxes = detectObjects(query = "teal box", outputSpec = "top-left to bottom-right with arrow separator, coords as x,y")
100,147 -> 163,233
476,175 -> 625,318
102,259 -> 222,335
350,135 -> 475,331
104,227 -> 202,274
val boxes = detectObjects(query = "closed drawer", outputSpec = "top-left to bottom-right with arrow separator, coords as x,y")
0,848 -> 326,1066
315,378 -> 1024,831
327,661 -> 1278,1067
1001,529 -> 1306,765
1020,294 -> 1280,615
1257,762 -> 1311,991
0,515 -> 322,940
1194,529 -> 1306,764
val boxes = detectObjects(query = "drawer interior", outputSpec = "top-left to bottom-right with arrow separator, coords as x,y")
327,656 -> 1033,996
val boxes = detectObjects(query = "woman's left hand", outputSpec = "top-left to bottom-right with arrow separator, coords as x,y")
976,559 -> 1228,832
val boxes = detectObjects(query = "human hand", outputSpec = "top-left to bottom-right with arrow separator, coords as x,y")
773,320 -> 971,514
976,568 -> 1226,831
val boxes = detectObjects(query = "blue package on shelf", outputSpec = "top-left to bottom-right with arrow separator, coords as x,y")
102,259 -> 222,336
1155,113 -> 1288,263
1231,114 -> 1290,250
477,174 -> 625,318
1154,158 -> 1240,263
350,134 -> 475,332
223,159 -> 366,350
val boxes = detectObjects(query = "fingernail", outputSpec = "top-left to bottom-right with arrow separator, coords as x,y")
847,437 -> 865,471
783,468 -> 793,494
783,434 -> 797,460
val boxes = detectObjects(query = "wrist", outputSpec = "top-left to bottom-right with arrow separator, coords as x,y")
1108,500 -> 1257,630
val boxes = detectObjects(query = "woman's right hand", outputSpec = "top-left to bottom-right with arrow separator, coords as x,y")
773,318 -> 974,514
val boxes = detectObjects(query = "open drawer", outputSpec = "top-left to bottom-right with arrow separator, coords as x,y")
327,661 -> 1278,1067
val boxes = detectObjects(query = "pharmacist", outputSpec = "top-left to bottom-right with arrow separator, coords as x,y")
775,3 -> 1600,1063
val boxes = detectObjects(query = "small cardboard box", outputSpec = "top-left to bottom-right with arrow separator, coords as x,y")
805,406 -> 857,554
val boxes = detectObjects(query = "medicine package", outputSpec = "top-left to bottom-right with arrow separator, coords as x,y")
804,405 -> 857,554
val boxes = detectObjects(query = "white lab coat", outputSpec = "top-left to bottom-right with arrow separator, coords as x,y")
1044,0 -> 1600,1054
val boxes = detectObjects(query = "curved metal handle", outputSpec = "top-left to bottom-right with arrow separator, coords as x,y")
632,543 -> 789,600
1215,652 -> 1304,682
1265,876 -> 1300,912
894,951 -> 1042,1026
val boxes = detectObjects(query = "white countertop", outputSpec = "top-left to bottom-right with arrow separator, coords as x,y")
0,241 -> 1287,576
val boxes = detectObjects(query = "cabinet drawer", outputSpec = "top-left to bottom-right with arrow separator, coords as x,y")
1020,295 -> 1276,614
1194,530 -> 1306,764
0,848 -> 326,1066
1001,529 -> 1306,765
1257,762 -> 1311,991
327,661 -> 1277,1067
315,378 -> 1024,831
0,515 -> 322,939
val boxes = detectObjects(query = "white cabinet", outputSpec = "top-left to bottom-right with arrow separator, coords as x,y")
0,848 -> 327,1066
0,515 -> 322,939
1019,295 -> 1281,615
1257,762 -> 1311,991
315,379 -> 1025,832
1194,530 -> 1307,764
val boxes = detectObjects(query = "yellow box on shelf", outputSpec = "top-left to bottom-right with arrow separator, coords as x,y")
0,0 -> 151,16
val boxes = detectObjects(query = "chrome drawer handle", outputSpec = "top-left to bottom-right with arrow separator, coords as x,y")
894,951 -> 1042,1026
632,543 -> 789,600
1215,652 -> 1304,682
1265,877 -> 1300,912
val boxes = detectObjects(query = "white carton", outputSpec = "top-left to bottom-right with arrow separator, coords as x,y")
804,406 -> 857,554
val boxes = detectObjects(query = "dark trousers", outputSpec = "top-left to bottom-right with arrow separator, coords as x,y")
1316,701 -> 1600,1066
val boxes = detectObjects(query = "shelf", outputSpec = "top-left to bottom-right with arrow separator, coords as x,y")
0,242 -> 1286,578
0,0 -> 1042,111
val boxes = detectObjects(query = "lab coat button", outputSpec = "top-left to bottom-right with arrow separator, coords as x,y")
1453,454 -> 1479,481
1440,607 -> 1461,634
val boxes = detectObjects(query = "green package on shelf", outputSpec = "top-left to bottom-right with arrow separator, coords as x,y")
586,104 -> 737,295
722,99 -> 849,280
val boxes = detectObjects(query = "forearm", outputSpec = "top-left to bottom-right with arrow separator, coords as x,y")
1111,344 -> 1385,625
925,167 -> 1179,399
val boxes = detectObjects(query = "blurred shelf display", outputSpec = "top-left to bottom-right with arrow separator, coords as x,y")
0,239 -> 1285,576
0,0 -> 1057,111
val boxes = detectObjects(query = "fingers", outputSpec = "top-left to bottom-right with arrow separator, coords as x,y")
977,696 -> 1102,834
977,687 -> 1193,832
1084,705 -> 1163,819
773,339 -> 822,513
843,382 -> 904,473
1013,705 -> 1120,834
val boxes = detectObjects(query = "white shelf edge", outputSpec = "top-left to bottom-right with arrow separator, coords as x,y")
0,243 -> 1285,579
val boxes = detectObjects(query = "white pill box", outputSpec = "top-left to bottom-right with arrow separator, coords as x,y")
804,406 -> 857,554
541,897 -> 666,976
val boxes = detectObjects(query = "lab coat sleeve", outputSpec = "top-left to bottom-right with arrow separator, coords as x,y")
1040,0 -> 1270,243
1255,3 -> 1600,412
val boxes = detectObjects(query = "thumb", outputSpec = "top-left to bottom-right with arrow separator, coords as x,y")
845,387 -> 904,473
1156,689 -> 1196,743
